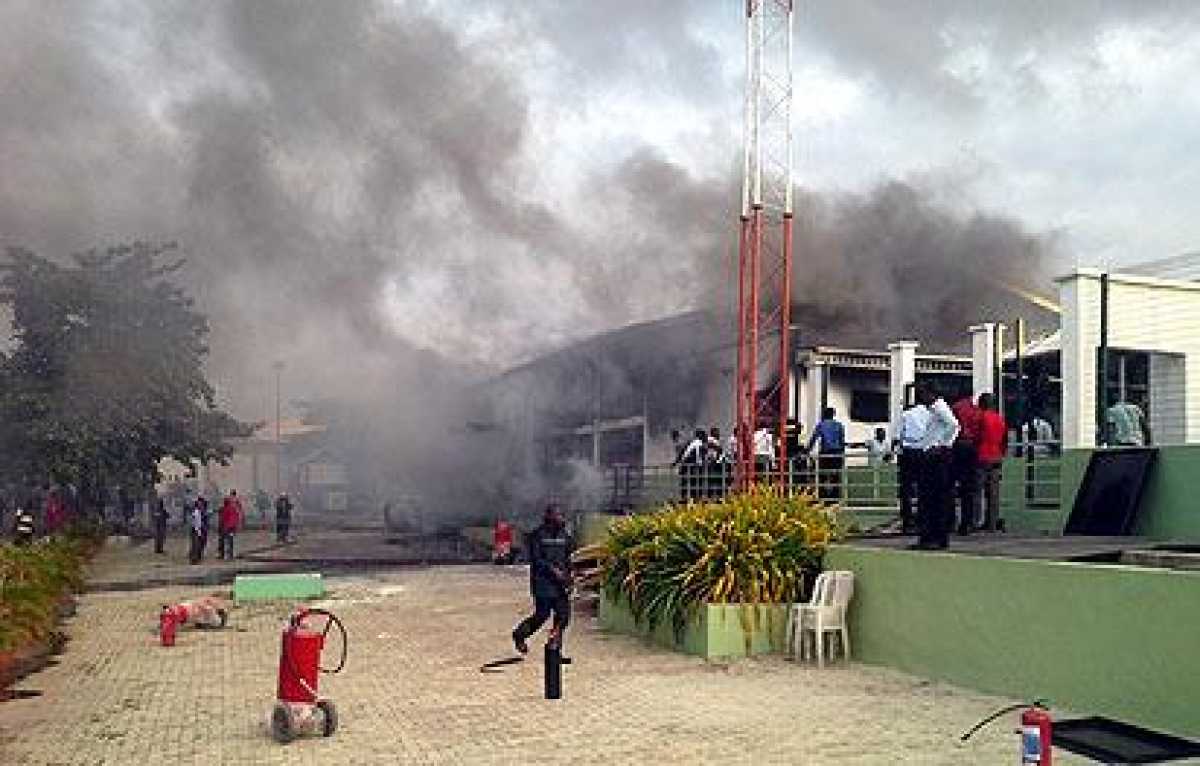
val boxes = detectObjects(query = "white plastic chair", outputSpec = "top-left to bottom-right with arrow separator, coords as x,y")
787,570 -> 854,667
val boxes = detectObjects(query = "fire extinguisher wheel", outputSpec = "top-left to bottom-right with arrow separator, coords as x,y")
270,703 -> 295,744
317,699 -> 338,737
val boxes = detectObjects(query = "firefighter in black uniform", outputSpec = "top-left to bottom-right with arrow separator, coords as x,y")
512,504 -> 574,655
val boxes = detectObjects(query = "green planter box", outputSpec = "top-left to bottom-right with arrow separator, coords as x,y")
599,593 -> 789,659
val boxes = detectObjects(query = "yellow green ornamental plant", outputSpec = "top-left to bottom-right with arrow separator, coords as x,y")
586,485 -> 842,638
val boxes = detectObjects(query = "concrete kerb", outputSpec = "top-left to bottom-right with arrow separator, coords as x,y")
84,559 -> 502,593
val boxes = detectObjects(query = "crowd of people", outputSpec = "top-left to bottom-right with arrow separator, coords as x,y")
2,481 -> 297,562
180,489 -> 294,564
666,386 -> 1060,550
897,387 -> 1010,550
668,409 -> 856,502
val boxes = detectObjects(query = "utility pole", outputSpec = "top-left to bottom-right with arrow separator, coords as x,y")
735,0 -> 795,488
273,361 -> 285,495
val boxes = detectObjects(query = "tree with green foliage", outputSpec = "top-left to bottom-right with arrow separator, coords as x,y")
0,242 -> 251,513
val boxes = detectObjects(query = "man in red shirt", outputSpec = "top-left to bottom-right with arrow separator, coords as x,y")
976,393 -> 1009,532
950,392 -> 984,534
217,489 -> 244,560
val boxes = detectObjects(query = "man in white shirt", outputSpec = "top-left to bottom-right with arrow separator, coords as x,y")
913,387 -> 960,550
896,400 -> 931,533
753,426 -> 775,478
675,429 -> 707,501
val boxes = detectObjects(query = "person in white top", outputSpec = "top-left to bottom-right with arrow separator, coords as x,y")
912,387 -> 960,550
896,401 -> 931,533
675,429 -> 707,501
752,426 -> 775,477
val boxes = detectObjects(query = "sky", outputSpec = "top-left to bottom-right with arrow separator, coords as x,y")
2,1 -> 1199,417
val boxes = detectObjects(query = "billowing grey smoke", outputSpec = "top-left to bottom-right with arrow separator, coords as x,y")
792,181 -> 1058,350
0,0 -> 1061,522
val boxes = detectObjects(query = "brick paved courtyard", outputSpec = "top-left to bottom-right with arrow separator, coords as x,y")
1,565 -> 1093,765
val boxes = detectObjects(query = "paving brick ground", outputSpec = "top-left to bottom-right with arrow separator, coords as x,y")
2,565 -> 1096,765
82,529 -> 289,591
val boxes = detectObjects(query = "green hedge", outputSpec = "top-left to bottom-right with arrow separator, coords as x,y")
0,537 -> 94,652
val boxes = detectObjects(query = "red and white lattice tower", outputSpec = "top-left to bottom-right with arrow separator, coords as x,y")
735,0 -> 794,488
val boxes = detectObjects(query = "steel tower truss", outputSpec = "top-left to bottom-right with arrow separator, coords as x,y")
735,0 -> 794,488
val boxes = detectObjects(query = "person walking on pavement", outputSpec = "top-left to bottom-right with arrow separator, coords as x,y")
512,504 -> 575,657
274,492 -> 293,543
911,386 -> 960,550
808,407 -> 847,501
188,497 -> 208,564
217,490 -> 244,560
254,489 -> 271,525
152,496 -> 169,554
976,393 -> 1009,532
951,392 -> 984,534
897,398 -> 931,534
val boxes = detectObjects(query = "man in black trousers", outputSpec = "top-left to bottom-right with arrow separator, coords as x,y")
512,504 -> 575,656
913,386 -> 960,550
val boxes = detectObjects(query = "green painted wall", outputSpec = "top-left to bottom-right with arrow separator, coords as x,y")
1135,445 -> 1200,540
826,544 -> 1200,738
599,594 -> 789,659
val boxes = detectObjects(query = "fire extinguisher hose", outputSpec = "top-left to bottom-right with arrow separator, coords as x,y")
960,699 -> 1050,742
306,608 -> 348,674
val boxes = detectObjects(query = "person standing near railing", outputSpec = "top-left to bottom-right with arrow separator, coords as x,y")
951,393 -> 984,535
897,400 -> 930,534
676,429 -> 707,502
864,427 -> 893,502
753,423 -> 775,480
808,407 -> 846,502
705,427 -> 725,499
976,393 -> 1008,532
912,386 -> 960,551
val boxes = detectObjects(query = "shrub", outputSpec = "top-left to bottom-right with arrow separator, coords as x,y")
0,537 -> 91,652
588,485 -> 842,638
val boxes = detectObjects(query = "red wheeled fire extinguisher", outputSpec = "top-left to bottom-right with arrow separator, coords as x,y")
270,608 -> 347,744
961,699 -> 1053,765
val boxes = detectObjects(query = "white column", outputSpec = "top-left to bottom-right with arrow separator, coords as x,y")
1059,270 -> 1102,448
970,324 -> 997,399
888,341 -> 919,438
803,361 -> 826,434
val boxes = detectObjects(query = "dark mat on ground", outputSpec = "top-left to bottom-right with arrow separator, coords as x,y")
1054,717 -> 1200,764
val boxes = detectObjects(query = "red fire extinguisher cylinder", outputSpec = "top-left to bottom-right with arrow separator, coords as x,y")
277,613 -> 325,704
160,606 -> 178,647
1020,704 -> 1053,766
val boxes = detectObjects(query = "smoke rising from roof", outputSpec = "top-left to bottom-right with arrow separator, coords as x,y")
0,1 -> 1062,518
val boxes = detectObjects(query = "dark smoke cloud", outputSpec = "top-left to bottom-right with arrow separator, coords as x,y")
792,181 -> 1059,350
0,0 -> 1062,519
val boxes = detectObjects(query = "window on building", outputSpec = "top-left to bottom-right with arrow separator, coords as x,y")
850,390 -> 889,423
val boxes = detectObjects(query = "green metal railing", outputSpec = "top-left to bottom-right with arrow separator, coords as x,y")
603,443 -> 1063,531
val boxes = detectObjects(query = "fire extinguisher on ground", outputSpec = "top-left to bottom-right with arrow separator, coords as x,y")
961,699 -> 1053,765
159,598 -> 228,647
271,607 -> 348,744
